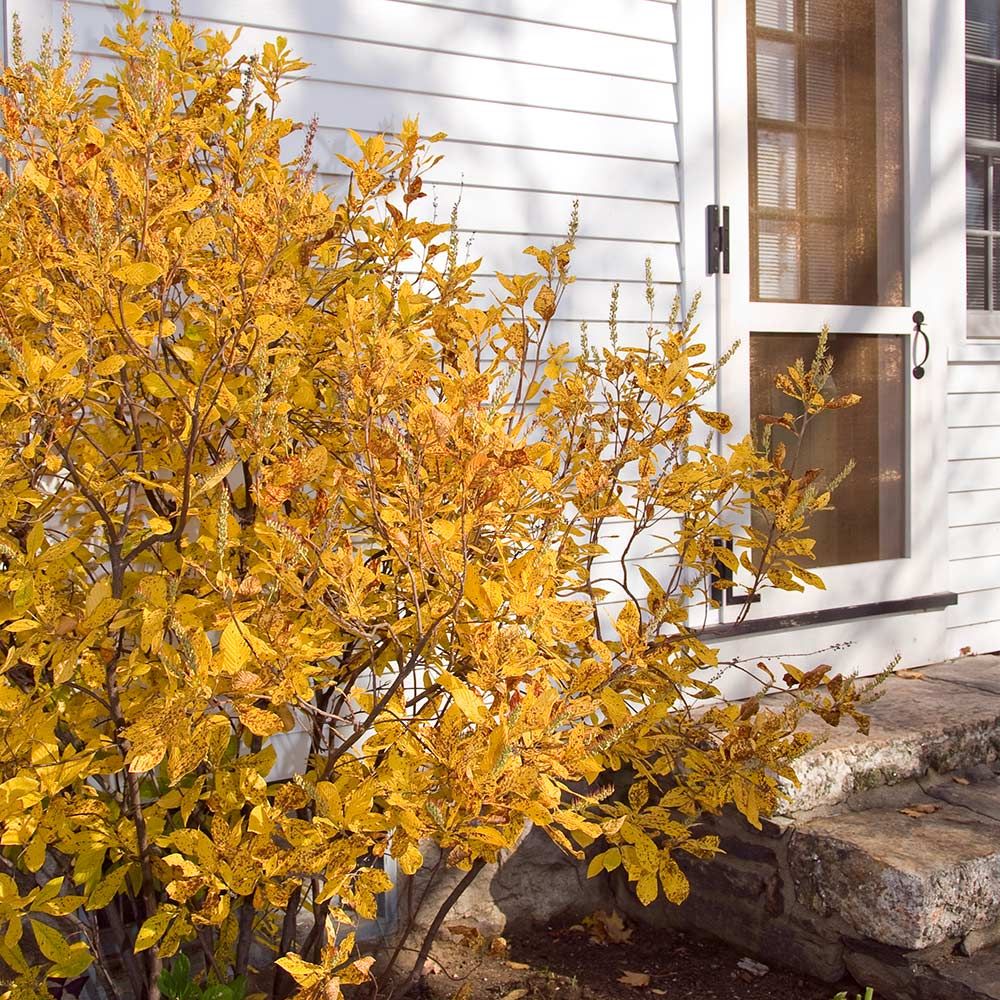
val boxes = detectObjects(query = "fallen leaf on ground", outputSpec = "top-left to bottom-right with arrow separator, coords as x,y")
488,936 -> 508,957
895,669 -> 925,680
501,990 -> 528,1000
953,776 -> 971,785
447,923 -> 485,948
899,803 -> 940,817
618,971 -> 651,987
650,991 -> 668,996
583,909 -> 632,945
506,961 -> 530,971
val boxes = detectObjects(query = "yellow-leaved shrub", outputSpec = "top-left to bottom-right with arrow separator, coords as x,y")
0,4 -> 870,998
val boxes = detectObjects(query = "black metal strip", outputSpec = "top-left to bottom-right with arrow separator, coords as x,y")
698,592 -> 958,642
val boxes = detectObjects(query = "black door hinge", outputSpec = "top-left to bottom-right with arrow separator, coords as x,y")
707,204 -> 730,275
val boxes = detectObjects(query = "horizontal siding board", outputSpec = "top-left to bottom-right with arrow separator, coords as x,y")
949,488 -> 1000,527
948,391 -> 1000,428
947,362 -> 1000,394
69,0 -> 676,78
451,232 -> 678,281
319,177 -> 680,243
946,588 -> 1000,630
69,10 -> 676,118
948,555 -> 1000,595
947,457 -> 1000,492
589,520 -> 684,565
383,0 -> 677,40
950,523 -> 1000,560
464,276 -> 678,321
318,140 -> 680,199
948,426 -> 1000,462
946,620 -> 1000,656
79,51 -> 678,160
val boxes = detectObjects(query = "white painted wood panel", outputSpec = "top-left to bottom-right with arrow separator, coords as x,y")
948,392 -> 1000,428
387,0 -> 677,41
948,426 -> 1000,462
320,144 -> 680,202
948,554 -> 1000,595
69,0 -> 676,78
947,363 -> 1000,394
949,523 -> 1000,560
68,14 -> 675,120
318,178 -> 681,244
78,51 -> 677,161
947,457 -> 1000,492
945,619 -> 1000,657
945,588 -> 1000,630
949,488 -> 1000,527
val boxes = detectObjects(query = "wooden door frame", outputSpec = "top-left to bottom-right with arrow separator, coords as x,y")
676,0 -> 955,672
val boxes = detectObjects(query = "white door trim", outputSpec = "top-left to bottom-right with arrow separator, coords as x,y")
709,0 -> 951,659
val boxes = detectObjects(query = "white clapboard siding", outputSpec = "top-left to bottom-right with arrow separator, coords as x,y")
62,0 -> 681,325
947,362 -> 1000,655
317,144 -> 681,202
949,488 -> 1000,528
948,392 -> 1000,427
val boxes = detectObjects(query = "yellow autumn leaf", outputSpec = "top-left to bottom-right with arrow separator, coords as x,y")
220,620 -> 253,673
397,843 -> 423,876
112,261 -> 163,285
29,920 -> 70,965
275,953 -> 327,987
94,355 -> 128,375
21,161 -> 50,193
134,909 -> 173,952
438,672 -> 487,723
615,601 -> 641,649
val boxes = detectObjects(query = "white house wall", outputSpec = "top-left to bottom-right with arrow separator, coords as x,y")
947,362 -> 1000,656
57,0 -> 682,326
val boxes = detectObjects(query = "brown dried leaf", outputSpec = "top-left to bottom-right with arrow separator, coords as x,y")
899,803 -> 940,818
953,776 -> 971,786
446,924 -> 484,949
895,669 -> 925,680
618,972 -> 650,988
501,991 -> 529,1000
582,909 -> 632,945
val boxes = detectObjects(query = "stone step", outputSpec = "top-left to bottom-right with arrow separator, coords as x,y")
846,937 -> 1000,1000
912,942 -> 1000,1000
781,655 -> 1000,814
789,771 -> 1000,952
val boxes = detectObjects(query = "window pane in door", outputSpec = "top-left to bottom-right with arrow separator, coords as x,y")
750,332 -> 906,567
968,0 -> 1000,60
748,0 -> 904,305
968,154 -> 987,229
967,62 -> 1000,141
969,235 -> 988,309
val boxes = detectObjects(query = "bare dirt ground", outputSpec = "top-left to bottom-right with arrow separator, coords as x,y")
419,914 -> 859,1000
